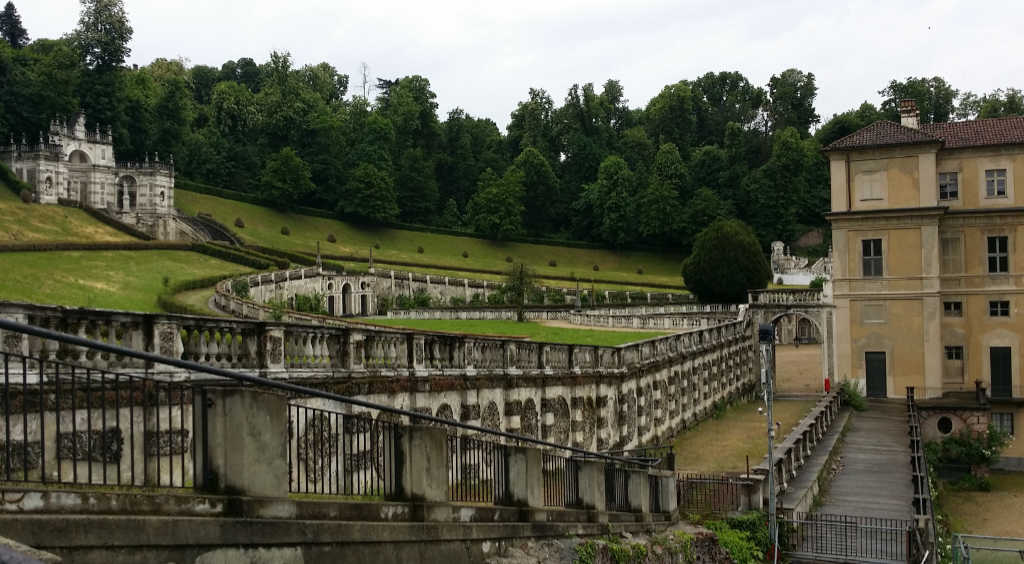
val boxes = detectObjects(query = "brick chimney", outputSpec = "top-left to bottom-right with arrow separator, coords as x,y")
899,99 -> 920,129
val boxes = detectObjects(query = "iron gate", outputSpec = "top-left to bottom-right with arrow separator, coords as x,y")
783,512 -> 914,563
676,473 -> 746,516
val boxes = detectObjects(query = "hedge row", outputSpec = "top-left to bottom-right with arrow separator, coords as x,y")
0,240 -> 190,252
191,243 -> 274,270
80,206 -> 154,240
177,177 -> 673,253
248,245 -> 318,266
0,162 -> 31,197
208,242 -> 288,269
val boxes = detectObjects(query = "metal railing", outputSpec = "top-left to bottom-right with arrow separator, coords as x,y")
0,319 -> 656,506
648,474 -> 662,513
447,435 -> 510,504
598,445 -> 675,470
783,513 -> 913,563
542,452 -> 581,508
605,464 -> 630,512
1,351 -> 194,489
954,533 -> 1024,563
907,389 -> 938,563
676,472 -> 747,516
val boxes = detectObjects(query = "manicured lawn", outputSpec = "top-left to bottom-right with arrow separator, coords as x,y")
946,472 -> 1024,537
362,318 -> 669,346
0,251 -> 250,312
0,185 -> 134,243
176,190 -> 686,287
673,399 -> 818,473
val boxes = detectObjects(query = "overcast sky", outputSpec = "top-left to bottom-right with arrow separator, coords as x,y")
17,1 -> 1024,130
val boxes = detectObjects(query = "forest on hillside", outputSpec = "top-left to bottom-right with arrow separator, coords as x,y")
2,0 -> 1023,252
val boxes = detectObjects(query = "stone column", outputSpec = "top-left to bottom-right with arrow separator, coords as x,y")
578,459 -> 607,521
195,386 -> 289,498
627,468 -> 650,516
399,425 -> 450,521
507,446 -> 545,519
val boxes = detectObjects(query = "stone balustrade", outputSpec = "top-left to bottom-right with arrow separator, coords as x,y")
747,289 -> 824,305
744,391 -> 842,509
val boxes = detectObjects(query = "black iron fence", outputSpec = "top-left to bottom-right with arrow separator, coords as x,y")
782,512 -> 913,563
605,464 -> 630,512
542,452 -> 580,508
907,389 -> 938,563
447,434 -> 510,504
648,474 -> 662,513
600,445 -> 675,470
1,350 -> 194,489
288,404 -> 399,498
676,472 -> 746,516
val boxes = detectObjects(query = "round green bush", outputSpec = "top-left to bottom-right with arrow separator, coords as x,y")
281,226 -> 290,236
548,259 -> 557,267
506,256 -> 513,263
374,242 -> 381,249
327,233 -> 337,243
19,189 -> 32,204
636,268 -> 644,275
592,264 -> 600,271
234,217 -> 245,228
417,246 -> 424,254
462,250 -> 469,258
681,219 -> 771,303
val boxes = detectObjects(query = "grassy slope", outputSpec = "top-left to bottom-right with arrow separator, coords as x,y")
0,185 -> 133,243
363,318 -> 668,346
0,251 -> 250,312
946,472 -> 1024,537
176,190 -> 686,287
172,286 -> 226,317
673,399 -> 817,473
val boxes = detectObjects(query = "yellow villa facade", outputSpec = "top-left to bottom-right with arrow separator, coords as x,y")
825,100 -> 1023,460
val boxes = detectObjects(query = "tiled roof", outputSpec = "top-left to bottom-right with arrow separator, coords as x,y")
823,121 -> 940,151
921,116 -> 1024,149
825,116 -> 1024,151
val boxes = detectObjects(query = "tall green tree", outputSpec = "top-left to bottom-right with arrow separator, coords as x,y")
815,102 -> 884,147
510,146 -> 560,235
767,68 -> 819,137
681,219 -> 771,303
506,87 -> 558,166
0,2 -> 28,48
438,108 -> 506,208
576,155 -> 637,247
680,187 -> 734,251
645,81 -> 696,156
465,168 -> 525,240
259,147 -> 315,210
340,162 -> 399,222
878,76 -> 958,124
957,88 -> 1024,120
73,0 -> 132,69
504,263 -> 537,322
690,71 -> 766,145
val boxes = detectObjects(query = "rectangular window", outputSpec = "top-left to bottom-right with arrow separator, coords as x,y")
943,301 -> 963,317
858,171 -> 884,201
944,346 -> 964,360
988,236 -> 1010,273
993,412 -> 1015,435
939,172 -> 959,201
862,303 -> 886,323
862,239 -> 883,277
989,300 -> 1011,317
986,169 -> 1008,197
941,236 -> 963,274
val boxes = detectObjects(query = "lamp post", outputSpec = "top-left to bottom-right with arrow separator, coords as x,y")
758,322 -> 778,563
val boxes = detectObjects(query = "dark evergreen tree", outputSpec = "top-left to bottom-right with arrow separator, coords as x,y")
0,2 -> 28,48
681,219 -> 771,303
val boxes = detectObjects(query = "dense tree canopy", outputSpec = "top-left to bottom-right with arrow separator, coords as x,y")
5,2 -> 1024,262
681,219 -> 771,303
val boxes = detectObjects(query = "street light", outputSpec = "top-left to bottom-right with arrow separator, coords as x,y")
758,323 -> 779,564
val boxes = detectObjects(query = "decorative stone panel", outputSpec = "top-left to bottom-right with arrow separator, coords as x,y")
145,429 -> 190,456
58,428 -> 123,462
0,440 -> 41,472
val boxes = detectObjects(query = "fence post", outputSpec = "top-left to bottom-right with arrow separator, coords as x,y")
195,385 -> 289,498
578,459 -> 607,521
399,424 -> 450,521
507,446 -> 544,518
627,468 -> 651,517
657,471 -> 678,515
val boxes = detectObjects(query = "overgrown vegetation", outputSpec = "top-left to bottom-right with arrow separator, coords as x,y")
838,379 -> 867,411
573,531 -> 697,564
925,424 -> 1010,492
809,275 -> 826,290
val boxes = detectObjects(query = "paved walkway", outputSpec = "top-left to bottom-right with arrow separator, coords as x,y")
815,400 -> 914,520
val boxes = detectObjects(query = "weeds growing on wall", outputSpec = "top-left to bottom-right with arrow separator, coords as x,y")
839,380 -> 867,411
230,279 -> 250,299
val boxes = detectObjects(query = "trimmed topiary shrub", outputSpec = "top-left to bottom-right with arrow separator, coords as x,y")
234,217 -> 245,228
417,246 -> 424,253
592,264 -> 600,271
281,226 -> 291,236
327,233 -> 337,243
681,219 -> 771,303
548,259 -> 557,267
20,189 -> 33,204
506,256 -> 513,263
637,268 -> 644,275
374,242 -> 381,249
462,250 -> 469,258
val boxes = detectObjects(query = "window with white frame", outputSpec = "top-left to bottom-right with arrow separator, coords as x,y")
986,169 -> 1008,197
941,236 -> 963,274
993,412 -> 1014,436
988,235 -> 1009,273
989,300 -> 1011,317
939,172 -> 959,201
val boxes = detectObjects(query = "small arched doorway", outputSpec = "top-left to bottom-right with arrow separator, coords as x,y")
116,175 -> 137,210
341,283 -> 352,315
360,294 -> 369,315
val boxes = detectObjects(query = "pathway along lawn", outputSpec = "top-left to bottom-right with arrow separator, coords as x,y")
363,318 -> 669,346
176,189 -> 685,287
945,472 -> 1024,537
0,250 -> 250,312
673,399 -> 817,473
0,185 -> 134,243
